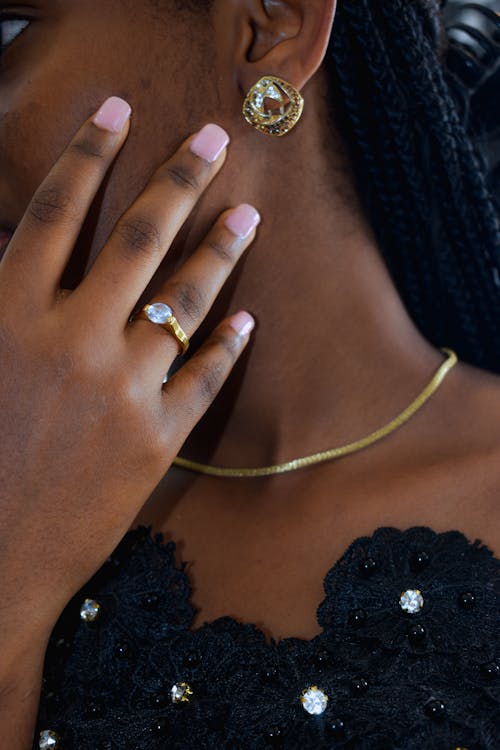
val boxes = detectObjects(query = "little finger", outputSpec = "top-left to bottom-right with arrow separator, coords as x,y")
160,312 -> 255,439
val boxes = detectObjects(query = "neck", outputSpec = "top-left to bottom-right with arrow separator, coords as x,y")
169,77 -> 446,470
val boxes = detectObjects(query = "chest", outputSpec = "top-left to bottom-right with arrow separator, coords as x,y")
133,446 -> 499,642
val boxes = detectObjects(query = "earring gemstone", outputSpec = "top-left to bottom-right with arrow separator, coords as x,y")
243,76 -> 304,136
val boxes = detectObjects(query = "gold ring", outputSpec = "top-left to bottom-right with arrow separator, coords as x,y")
132,302 -> 189,356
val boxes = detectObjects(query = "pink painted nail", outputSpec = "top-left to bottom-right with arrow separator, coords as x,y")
229,311 -> 255,337
190,124 -> 230,163
92,96 -> 132,133
225,204 -> 261,239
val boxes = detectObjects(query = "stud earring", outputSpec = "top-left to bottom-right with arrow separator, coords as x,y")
242,75 -> 304,136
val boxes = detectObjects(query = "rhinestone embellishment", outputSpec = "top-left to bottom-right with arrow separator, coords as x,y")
146,303 -> 173,324
170,682 -> 193,703
300,686 -> 329,715
79,598 -> 101,622
39,729 -> 60,749
399,588 -> 424,614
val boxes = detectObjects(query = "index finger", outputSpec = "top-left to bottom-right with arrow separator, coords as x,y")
2,96 -> 132,303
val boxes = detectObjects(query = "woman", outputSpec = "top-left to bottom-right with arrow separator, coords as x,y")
0,0 -> 498,748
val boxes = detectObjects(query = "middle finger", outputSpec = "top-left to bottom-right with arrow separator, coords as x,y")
73,123 -> 230,319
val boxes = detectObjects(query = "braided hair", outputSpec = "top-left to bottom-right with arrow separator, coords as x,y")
325,1 -> 500,373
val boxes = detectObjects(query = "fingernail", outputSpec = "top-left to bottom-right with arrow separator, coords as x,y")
229,311 -> 255,337
190,124 -> 230,163
225,204 -> 261,239
92,96 -> 132,133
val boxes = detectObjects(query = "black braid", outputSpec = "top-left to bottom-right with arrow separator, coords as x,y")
325,1 -> 500,372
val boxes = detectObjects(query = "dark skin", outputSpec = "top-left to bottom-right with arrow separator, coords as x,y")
1,0 -> 499,745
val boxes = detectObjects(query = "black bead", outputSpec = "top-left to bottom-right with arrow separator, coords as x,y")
183,650 -> 201,667
480,661 -> 500,680
407,623 -> 427,644
52,637 -> 71,655
458,591 -> 476,609
326,717 -> 346,739
85,700 -> 103,719
43,691 -> 61,712
264,726 -> 284,745
424,698 -> 446,719
348,608 -> 367,628
103,554 -> 122,570
114,641 -> 131,659
151,717 -> 171,735
315,649 -> 333,668
358,557 -> 377,576
142,592 -> 161,610
350,677 -> 369,694
409,550 -> 431,572
150,692 -> 170,709
260,665 -> 279,682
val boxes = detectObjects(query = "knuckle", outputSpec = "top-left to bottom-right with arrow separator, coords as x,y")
206,235 -> 234,265
68,134 -> 108,161
211,329 -> 241,361
196,361 -> 224,403
116,215 -> 162,258
28,184 -> 78,226
164,161 -> 200,193
169,279 -> 205,322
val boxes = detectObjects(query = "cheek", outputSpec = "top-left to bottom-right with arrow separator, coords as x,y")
0,61 -> 154,276
0,57 -> 113,216
0,21 -> 200,288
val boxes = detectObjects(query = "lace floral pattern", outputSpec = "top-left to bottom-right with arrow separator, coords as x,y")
34,525 -> 499,749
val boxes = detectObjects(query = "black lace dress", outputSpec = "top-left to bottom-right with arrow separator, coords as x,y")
33,525 -> 499,750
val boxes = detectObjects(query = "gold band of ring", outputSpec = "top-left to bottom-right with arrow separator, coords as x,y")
133,303 -> 190,356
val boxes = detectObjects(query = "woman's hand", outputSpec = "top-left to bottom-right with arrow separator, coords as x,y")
0,96 -> 259,637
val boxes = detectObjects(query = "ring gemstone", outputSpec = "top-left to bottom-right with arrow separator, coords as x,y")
146,303 -> 173,324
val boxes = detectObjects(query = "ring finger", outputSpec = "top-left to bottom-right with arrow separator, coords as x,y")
127,203 -> 260,384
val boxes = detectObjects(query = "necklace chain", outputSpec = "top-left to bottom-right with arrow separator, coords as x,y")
172,347 -> 458,479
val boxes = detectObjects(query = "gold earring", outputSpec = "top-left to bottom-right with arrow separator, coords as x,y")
242,75 -> 304,136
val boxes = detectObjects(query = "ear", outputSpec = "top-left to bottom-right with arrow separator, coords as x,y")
224,0 -> 337,94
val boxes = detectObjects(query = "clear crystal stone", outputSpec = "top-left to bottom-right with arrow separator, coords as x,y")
170,681 -> 193,703
254,91 -> 264,109
146,303 -> 173,324
400,588 -> 424,613
300,685 -> 329,715
39,730 -> 60,749
79,598 -> 101,622
265,84 -> 282,101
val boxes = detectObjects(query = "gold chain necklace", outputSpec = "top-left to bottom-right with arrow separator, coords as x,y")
172,347 -> 457,478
